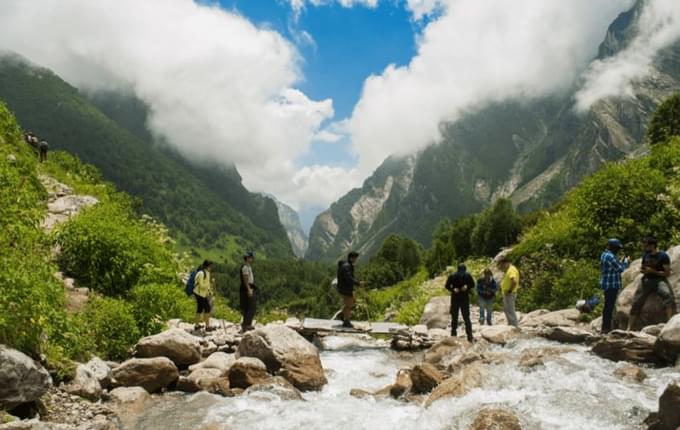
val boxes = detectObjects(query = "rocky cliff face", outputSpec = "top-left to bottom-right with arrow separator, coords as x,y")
268,196 -> 308,258
306,1 -> 680,262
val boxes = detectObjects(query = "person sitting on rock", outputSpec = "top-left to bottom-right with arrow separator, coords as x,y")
599,238 -> 629,333
445,263 -> 475,342
240,251 -> 258,332
627,237 -> 674,331
476,268 -> 498,326
336,251 -> 364,328
194,259 -> 215,331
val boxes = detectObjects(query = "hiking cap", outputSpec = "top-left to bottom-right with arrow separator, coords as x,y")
244,251 -> 255,259
607,238 -> 623,249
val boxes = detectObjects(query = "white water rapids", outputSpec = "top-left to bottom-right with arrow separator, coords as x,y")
123,335 -> 679,430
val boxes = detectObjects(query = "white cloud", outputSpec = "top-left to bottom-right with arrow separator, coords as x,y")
313,130 -> 343,143
575,0 -> 680,111
289,0 -> 378,17
405,0 -> 446,20
345,0 -> 634,177
0,0 -> 337,208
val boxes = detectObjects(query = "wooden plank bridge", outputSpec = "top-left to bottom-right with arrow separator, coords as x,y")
285,317 -> 408,336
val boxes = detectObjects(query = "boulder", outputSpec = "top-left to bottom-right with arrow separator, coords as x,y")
188,352 -> 235,373
469,408 -> 522,430
111,357 -> 178,393
389,369 -> 412,399
107,387 -> 150,415
410,363 -> 443,394
447,351 -> 486,374
591,330 -> 660,365
175,376 -> 202,393
643,324 -> 666,337
419,296 -> 450,329
0,345 -> 52,410
520,309 -> 580,328
655,314 -> 680,363
613,365 -> 647,383
349,388 -> 374,399
85,357 -> 112,389
480,326 -> 520,345
425,337 -> 469,368
65,364 -> 102,401
244,376 -> 302,401
425,363 -> 485,407
590,317 -> 603,333
540,326 -> 592,344
518,347 -> 575,369
237,325 -> 327,391
228,357 -> 270,389
615,245 -> 680,330
658,381 -> 680,430
187,368 -> 225,391
135,329 -> 202,367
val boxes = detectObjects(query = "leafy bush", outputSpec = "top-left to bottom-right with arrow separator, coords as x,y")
471,198 -> 522,257
56,202 -> 178,296
129,283 -> 194,336
647,92 -> 680,145
82,296 -> 140,360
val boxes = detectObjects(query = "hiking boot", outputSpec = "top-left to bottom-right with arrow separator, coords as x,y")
342,320 -> 354,328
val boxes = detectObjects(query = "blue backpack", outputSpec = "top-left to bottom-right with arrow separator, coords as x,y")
185,268 -> 202,296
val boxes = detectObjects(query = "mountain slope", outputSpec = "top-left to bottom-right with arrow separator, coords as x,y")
268,196 -> 308,258
0,54 -> 293,259
307,1 -> 680,262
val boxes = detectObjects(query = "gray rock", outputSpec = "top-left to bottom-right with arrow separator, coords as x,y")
480,325 -> 520,345
228,357 -> 269,389
642,323 -> 666,337
591,330 -> 660,365
135,329 -> 202,367
111,357 -> 178,393
65,364 -> 102,401
0,345 -> 52,410
655,314 -> 680,363
244,376 -> 303,401
188,352 -> 234,373
419,296 -> 450,329
85,357 -> 111,389
540,326 -> 592,344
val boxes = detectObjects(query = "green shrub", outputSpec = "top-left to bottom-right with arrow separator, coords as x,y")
82,296 -> 140,360
56,202 -> 178,296
647,92 -> 680,145
129,283 -> 195,336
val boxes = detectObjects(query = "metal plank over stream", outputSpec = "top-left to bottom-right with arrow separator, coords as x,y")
295,318 -> 407,335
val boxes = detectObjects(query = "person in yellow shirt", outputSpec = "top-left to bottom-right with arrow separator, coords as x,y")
194,260 -> 215,330
499,256 -> 520,327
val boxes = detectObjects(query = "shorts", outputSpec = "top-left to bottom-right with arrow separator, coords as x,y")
630,278 -> 674,316
338,288 -> 353,298
195,294 -> 212,314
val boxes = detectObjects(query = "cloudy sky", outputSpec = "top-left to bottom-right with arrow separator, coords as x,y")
1,0 -> 679,231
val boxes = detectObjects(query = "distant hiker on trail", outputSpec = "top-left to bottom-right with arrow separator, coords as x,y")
445,263 -> 475,342
627,237 -> 675,331
499,256 -> 520,328
193,259 -> 215,330
337,251 -> 364,328
599,238 -> 629,333
38,140 -> 49,162
24,131 -> 38,148
240,251 -> 258,332
476,268 -> 498,326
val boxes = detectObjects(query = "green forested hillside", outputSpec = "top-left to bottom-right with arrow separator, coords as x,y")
0,54 -> 292,259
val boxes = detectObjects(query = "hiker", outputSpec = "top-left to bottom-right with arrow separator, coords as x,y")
627,237 -> 675,331
24,131 -> 38,147
193,259 -> 215,330
599,238 -> 629,333
337,251 -> 363,328
499,256 -> 520,327
38,140 -> 49,162
445,263 -> 475,342
476,268 -> 498,326
240,251 -> 257,332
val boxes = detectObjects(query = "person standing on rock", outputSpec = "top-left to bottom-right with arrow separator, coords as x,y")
599,238 -> 629,333
337,251 -> 364,328
240,251 -> 258,332
476,268 -> 498,326
627,237 -> 674,331
194,260 -> 215,330
445,264 -> 475,342
499,256 -> 520,327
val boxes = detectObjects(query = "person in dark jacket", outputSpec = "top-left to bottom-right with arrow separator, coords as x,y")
476,268 -> 498,326
337,251 -> 363,328
445,263 -> 475,342
240,251 -> 257,332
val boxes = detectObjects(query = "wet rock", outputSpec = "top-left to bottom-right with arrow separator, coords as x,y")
447,351 -> 485,374
135,329 -> 202,367
520,309 -> 580,328
419,296 -> 450,329
647,381 -> 680,430
613,365 -> 648,383
111,357 -> 179,393
391,328 -> 434,351
65,364 -> 102,401
591,330 -> 660,365
480,326 -> 520,345
175,376 -> 202,393
108,387 -> 150,414
410,363 -> 443,394
0,345 -> 52,410
425,363 -> 486,407
654,314 -> 680,363
425,337 -> 470,369
469,407 -> 522,430
237,324 -> 327,391
540,326 -> 593,344
642,324 -> 666,337
590,317 -> 603,333
188,352 -> 235,374
228,357 -> 269,389
84,357 -> 111,389
187,368 -> 225,391
349,388 -> 374,399
389,369 -> 412,399
518,347 -> 575,370
244,376 -> 303,401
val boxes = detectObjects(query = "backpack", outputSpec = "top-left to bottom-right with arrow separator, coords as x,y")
185,268 -> 202,296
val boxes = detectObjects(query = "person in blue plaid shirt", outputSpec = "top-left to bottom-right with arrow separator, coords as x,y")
600,238 -> 629,333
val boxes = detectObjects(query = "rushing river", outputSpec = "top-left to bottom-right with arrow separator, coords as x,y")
124,335 -> 679,430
